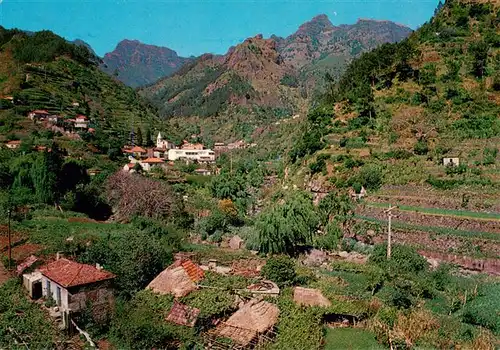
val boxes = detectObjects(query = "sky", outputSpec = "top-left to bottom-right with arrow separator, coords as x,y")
0,0 -> 439,57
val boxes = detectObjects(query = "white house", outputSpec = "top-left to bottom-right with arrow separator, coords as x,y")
28,110 -> 50,121
167,149 -> 215,163
140,157 -> 165,172
48,115 -> 59,123
74,115 -> 89,129
37,258 -> 115,329
443,157 -> 460,167
156,132 -> 176,150
5,140 -> 21,149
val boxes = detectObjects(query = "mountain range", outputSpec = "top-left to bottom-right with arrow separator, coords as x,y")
137,15 -> 412,118
94,15 -> 411,96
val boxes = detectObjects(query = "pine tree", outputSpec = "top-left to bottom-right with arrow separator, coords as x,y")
145,127 -> 154,147
136,127 -> 143,146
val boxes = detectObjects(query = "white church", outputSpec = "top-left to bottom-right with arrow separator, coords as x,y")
156,132 -> 175,150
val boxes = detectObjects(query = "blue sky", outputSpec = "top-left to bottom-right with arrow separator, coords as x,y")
0,0 -> 439,57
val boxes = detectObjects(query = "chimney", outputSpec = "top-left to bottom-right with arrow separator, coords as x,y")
56,252 -> 63,260
96,263 -> 102,270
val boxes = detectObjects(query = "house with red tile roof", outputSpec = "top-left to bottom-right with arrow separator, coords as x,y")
28,110 -> 50,120
5,140 -> 21,149
39,258 -> 115,329
140,157 -> 165,172
74,115 -> 89,129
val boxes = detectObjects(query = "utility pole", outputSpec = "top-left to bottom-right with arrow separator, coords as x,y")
7,207 -> 11,269
384,204 -> 397,260
230,151 -> 233,175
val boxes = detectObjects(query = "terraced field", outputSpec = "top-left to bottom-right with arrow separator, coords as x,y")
356,187 -> 500,271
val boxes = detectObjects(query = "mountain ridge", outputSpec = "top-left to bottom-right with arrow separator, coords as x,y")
140,15 -> 412,121
101,39 -> 193,88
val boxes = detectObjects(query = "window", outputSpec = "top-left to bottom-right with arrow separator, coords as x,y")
56,286 -> 61,306
46,279 -> 51,296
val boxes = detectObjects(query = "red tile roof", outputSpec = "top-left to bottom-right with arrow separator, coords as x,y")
39,258 -> 115,288
75,115 -> 87,120
32,110 -> 49,115
129,146 -> 147,153
6,140 -> 21,145
181,260 -> 204,282
141,157 -> 164,164
166,302 -> 200,327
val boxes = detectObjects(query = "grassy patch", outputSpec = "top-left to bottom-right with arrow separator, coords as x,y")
324,327 -> 384,350
365,202 -> 500,220
355,215 -> 500,242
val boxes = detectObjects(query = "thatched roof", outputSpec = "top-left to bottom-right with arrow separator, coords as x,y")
293,287 -> 332,307
215,299 -> 279,345
147,260 -> 204,298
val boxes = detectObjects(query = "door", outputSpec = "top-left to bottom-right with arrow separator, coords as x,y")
32,281 -> 42,299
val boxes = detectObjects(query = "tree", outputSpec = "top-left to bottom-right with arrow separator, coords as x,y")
469,41 -> 489,78
135,127 -> 143,146
145,127 -> 154,147
318,193 -> 354,227
105,171 -> 178,221
444,59 -> 461,82
30,152 -> 58,204
369,244 -> 428,275
80,230 -> 173,296
261,256 -> 296,286
357,164 -> 383,190
257,191 -> 318,254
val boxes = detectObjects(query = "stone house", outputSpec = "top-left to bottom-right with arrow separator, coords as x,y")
38,258 -> 115,329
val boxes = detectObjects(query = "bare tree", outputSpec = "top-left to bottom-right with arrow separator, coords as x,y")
106,171 -> 176,221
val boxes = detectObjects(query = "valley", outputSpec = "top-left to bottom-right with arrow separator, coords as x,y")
0,0 -> 499,349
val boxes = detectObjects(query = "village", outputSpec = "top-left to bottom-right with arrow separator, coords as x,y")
3,109 -> 263,177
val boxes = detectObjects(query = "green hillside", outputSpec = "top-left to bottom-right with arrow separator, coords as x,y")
0,28 -> 161,144
294,0 -> 500,194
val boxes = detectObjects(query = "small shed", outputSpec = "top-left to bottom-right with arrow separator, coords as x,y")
293,287 -> 332,307
166,302 -> 200,327
246,280 -> 280,297
23,271 -> 43,299
443,157 -> 460,167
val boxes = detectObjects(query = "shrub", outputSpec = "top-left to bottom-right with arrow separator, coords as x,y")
462,283 -> 500,335
414,139 -> 429,155
369,244 -> 428,275
357,165 -> 383,190
262,256 -> 297,287
445,163 -> 467,175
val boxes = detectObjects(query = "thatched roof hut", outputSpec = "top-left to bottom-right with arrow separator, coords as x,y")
147,260 -> 204,298
293,287 -> 332,307
215,299 -> 279,345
